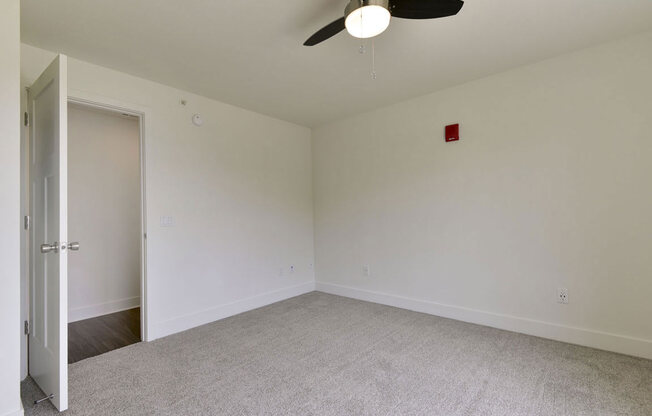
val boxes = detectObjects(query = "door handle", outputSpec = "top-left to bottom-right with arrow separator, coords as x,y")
40,242 -> 59,254
67,242 -> 80,251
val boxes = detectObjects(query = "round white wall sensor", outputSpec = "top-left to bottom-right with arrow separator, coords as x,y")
192,114 -> 203,126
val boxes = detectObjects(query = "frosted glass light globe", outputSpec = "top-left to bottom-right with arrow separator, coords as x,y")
345,5 -> 391,39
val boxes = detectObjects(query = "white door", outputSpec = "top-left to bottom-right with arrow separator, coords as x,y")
28,54 -> 69,412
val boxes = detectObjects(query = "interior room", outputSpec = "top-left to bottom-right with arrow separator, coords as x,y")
66,103 -> 142,364
1,1 -> 651,415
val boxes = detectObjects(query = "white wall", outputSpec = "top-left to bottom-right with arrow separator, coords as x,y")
67,104 -> 141,322
21,43 -> 315,351
313,31 -> 652,359
1,1 -> 23,415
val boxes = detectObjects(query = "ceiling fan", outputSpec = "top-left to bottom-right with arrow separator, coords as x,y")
304,0 -> 464,46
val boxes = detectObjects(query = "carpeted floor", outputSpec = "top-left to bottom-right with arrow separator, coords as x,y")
22,292 -> 652,415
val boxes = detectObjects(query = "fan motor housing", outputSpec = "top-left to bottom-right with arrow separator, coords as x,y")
345,0 -> 390,17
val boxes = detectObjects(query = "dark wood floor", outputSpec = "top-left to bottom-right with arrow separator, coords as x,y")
68,307 -> 141,364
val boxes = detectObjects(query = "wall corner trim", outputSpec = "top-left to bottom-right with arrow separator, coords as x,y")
149,281 -> 316,341
68,296 -> 141,323
1,407 -> 25,416
315,281 -> 652,360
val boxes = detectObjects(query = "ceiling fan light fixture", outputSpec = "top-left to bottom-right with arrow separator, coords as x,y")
345,0 -> 391,39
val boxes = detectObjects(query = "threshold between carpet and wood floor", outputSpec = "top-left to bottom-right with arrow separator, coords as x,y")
68,307 -> 141,364
21,292 -> 652,415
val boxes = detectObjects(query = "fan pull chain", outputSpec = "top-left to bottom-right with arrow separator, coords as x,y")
371,39 -> 377,80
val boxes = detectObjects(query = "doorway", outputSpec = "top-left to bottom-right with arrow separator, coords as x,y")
65,102 -> 142,363
22,55 -> 149,412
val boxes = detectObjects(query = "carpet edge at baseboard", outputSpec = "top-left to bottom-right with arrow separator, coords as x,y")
315,281 -> 652,360
148,281 -> 316,340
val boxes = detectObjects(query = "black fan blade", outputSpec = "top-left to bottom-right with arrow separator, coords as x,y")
304,17 -> 346,46
390,0 -> 464,19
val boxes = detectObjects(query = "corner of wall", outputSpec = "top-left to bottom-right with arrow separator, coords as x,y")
149,281 -> 316,341
1,0 -> 24,414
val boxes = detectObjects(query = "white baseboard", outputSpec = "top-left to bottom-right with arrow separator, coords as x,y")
149,281 -> 316,341
1,407 -> 24,416
69,296 -> 140,322
316,282 -> 652,360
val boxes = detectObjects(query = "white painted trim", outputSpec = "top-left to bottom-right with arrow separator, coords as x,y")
1,408 -> 24,416
68,296 -> 141,323
149,281 -> 316,340
67,89 -> 151,342
315,282 -> 652,360
21,88 -> 153,380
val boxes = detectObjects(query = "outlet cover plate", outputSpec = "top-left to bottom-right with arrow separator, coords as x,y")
557,288 -> 569,304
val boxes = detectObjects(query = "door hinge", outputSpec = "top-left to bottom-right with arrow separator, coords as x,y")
24,320 -> 29,335
24,112 -> 29,127
24,215 -> 30,230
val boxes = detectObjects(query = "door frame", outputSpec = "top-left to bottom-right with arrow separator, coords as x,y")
66,89 -> 151,342
23,86 -> 152,389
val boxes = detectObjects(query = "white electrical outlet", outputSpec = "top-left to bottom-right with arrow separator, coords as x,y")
557,288 -> 569,304
289,265 -> 295,273
363,265 -> 371,276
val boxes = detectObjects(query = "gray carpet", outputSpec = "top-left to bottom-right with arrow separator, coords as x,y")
22,292 -> 652,415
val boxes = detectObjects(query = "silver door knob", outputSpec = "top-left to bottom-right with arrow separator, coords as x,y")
40,242 -> 59,254
67,242 -> 80,251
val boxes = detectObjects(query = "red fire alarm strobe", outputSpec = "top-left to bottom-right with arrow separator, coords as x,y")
445,124 -> 459,142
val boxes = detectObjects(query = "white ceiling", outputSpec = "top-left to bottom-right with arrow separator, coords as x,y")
21,0 -> 652,127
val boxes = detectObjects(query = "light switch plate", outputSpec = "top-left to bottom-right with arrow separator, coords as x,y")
160,216 -> 175,227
